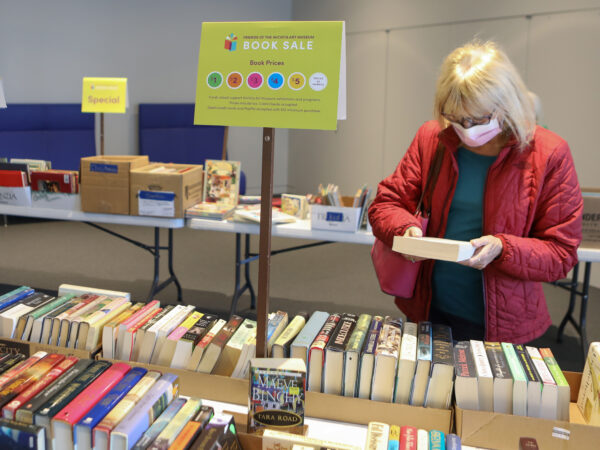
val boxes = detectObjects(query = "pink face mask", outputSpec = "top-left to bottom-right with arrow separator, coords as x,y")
452,118 -> 502,147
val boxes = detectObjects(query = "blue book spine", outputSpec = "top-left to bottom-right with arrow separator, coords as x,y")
291,311 -> 329,349
429,429 -> 445,450
111,373 -> 178,448
445,433 -> 461,450
0,286 -> 30,302
74,367 -> 147,444
0,288 -> 35,311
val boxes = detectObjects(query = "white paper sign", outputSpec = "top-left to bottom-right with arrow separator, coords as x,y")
0,187 -> 32,206
138,190 -> 175,217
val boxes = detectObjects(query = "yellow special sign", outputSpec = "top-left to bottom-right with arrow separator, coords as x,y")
81,77 -> 128,113
194,21 -> 346,130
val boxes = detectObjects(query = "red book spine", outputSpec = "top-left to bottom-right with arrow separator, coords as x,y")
30,170 -> 78,193
0,170 -> 28,187
0,352 -> 48,390
2,356 -> 78,419
400,426 -> 417,450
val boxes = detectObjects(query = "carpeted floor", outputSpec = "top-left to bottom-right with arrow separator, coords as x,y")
0,216 -> 596,371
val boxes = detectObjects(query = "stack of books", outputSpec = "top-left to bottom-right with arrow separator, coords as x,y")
364,421 -> 461,450
454,340 -> 570,420
0,352 -> 241,449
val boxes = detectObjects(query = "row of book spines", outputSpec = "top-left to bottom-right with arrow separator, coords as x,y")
367,422 -> 460,450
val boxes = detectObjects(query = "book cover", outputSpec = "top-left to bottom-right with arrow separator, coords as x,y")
2,355 -> 78,420
394,321 -> 417,404
323,312 -> 358,396
290,311 -> 329,366
109,373 -> 180,450
281,193 -> 309,219
272,314 -> 308,359
424,324 -> 454,409
187,318 -> 227,371
16,359 -> 94,424
0,417 -> 45,449
203,159 -> 242,205
151,397 -> 202,449
197,315 -> 243,373
248,358 -> 306,433
30,169 -> 78,193
131,397 -> 187,450
365,421 -> 390,450
453,341 -> 479,411
93,370 -> 162,448
399,425 -> 416,450
371,316 -> 403,402
358,316 -> 383,399
501,342 -> 528,416
409,322 -> 432,407
212,318 -> 256,377
388,424 -> 400,450
167,405 -> 214,450
74,367 -> 148,450
485,341 -> 513,414
540,347 -> 570,421
307,313 -> 340,393
170,313 -> 219,370
343,313 -> 372,398
0,354 -> 26,378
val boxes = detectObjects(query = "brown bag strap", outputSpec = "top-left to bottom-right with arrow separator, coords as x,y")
415,142 -> 445,217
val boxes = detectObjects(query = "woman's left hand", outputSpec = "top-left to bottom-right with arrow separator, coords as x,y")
459,235 -> 503,270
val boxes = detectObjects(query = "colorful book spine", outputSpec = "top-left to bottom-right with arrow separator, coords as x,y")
24,293 -> 76,341
428,430 -> 445,450
123,308 -> 164,361
16,358 -> 94,424
110,373 -> 180,450
150,398 -> 202,449
0,351 -> 47,389
74,367 -> 148,448
167,405 -> 214,450
180,314 -> 218,345
132,397 -> 187,450
388,424 -> 400,450
399,425 -> 416,450
0,287 -> 35,313
167,311 -> 204,341
2,356 -> 78,420
210,315 -> 244,350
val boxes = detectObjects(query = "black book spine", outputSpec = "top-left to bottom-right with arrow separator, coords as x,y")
432,324 -> 454,366
485,342 -> 512,379
182,314 -> 219,345
453,341 -> 476,377
327,313 -> 358,352
0,354 -> 26,375
513,344 -> 540,382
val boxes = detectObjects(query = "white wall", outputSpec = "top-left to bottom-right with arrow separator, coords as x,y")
0,0 -> 293,194
290,1 -> 600,287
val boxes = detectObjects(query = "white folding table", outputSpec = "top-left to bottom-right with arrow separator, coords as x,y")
0,204 -> 185,302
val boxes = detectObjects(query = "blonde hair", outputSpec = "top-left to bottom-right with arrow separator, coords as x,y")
434,41 -> 536,150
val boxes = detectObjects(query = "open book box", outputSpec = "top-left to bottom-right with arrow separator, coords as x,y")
99,358 -> 452,433
130,163 -> 204,218
0,336 -> 101,360
81,155 -> 149,215
310,196 -> 362,233
582,188 -> 600,249
456,371 -> 600,449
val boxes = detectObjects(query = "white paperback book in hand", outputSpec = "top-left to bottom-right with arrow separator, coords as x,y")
392,236 -> 475,262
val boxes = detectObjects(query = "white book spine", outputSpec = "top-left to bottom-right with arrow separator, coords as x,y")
470,340 -> 493,378
526,346 -> 556,385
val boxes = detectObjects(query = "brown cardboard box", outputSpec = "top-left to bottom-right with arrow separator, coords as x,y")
100,358 -> 452,432
456,371 -> 600,449
582,189 -> 600,249
80,155 -> 149,214
129,163 -> 204,218
0,337 -> 100,360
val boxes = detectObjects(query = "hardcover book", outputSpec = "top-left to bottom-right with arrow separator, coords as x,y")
58,295 -> 105,347
0,287 -> 35,314
1,292 -> 56,339
131,397 -> 187,450
486,341 -> 514,414
16,358 -> 94,424
51,362 -> 131,450
394,321 -> 417,404
23,294 -> 75,343
343,313 -> 372,398
248,358 -> 306,433
197,315 -> 243,374
371,316 -> 402,402
0,354 -> 26,379
424,324 -> 454,409
0,417 -> 45,449
0,351 -> 47,390
74,367 -> 148,450
307,313 -> 341,393
40,296 -> 84,345
357,316 -> 383,400
203,159 -> 242,205
323,313 -> 358,395
151,397 -> 202,449
272,314 -> 308,359
290,311 -> 329,366
453,341 -> 478,411
109,373 -> 180,450
168,405 -> 214,450
514,344 -> 542,418
93,370 -> 162,450
409,322 -> 432,407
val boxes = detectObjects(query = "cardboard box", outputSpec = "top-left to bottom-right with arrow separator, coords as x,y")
100,358 -> 452,432
456,371 -> 600,449
582,189 -> 600,249
129,163 -> 204,218
0,337 -> 100,360
80,155 -> 149,215
311,196 -> 362,233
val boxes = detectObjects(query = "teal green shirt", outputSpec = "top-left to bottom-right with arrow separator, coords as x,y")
431,147 -> 496,325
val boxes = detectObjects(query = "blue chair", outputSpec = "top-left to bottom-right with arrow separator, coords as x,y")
138,103 -> 245,194
0,104 -> 96,170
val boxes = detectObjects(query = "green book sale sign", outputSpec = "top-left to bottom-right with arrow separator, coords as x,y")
194,21 -> 346,130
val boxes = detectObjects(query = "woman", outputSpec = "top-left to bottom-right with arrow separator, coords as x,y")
368,41 -> 582,343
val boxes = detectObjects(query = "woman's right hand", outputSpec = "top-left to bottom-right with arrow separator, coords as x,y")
402,226 -> 426,262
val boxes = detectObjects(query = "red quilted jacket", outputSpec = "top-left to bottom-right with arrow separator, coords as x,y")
369,120 -> 583,343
